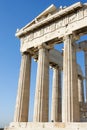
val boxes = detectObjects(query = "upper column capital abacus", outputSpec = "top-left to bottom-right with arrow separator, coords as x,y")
21,51 -> 31,56
63,34 -> 79,51
63,34 -> 73,41
52,65 -> 62,71
63,34 -> 80,42
38,43 -> 49,50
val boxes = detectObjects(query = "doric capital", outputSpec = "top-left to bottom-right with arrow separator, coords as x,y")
21,51 -> 30,56
63,34 -> 80,42
38,43 -> 49,50
53,65 -> 62,71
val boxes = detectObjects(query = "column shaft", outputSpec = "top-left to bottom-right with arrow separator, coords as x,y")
62,35 -> 80,122
51,67 -> 61,122
33,46 -> 49,122
14,53 -> 31,122
84,51 -> 87,102
78,75 -> 84,103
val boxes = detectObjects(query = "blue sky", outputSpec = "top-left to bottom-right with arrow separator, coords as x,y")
0,0 -> 87,128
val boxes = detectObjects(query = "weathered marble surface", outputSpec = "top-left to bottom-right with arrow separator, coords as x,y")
4,122 -> 87,130
15,2 -> 87,53
6,2 -> 87,130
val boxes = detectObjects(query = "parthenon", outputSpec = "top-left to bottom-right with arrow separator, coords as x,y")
5,2 -> 87,130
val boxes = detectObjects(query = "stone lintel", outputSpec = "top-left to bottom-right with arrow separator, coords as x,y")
16,2 -> 82,38
15,2 -> 87,53
32,48 -> 83,77
49,49 -> 63,69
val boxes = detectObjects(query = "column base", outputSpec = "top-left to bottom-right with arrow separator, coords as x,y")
4,122 -> 87,130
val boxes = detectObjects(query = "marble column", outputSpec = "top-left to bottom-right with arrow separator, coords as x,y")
84,51 -> 87,102
62,35 -> 80,122
51,66 -> 61,122
78,75 -> 84,103
14,52 -> 31,122
33,45 -> 49,122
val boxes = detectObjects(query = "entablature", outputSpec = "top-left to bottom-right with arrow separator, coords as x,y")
16,2 -> 87,54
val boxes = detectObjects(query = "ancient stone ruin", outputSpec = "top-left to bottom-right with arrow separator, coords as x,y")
5,2 -> 87,130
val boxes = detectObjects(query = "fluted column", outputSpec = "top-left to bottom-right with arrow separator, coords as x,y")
78,75 -> 84,103
84,51 -> 87,102
62,35 -> 80,122
51,66 -> 61,122
33,45 -> 49,122
14,52 -> 31,122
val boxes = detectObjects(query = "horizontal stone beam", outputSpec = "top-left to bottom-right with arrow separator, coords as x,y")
16,2 -> 82,37
50,49 -> 83,76
33,49 -> 83,76
19,4 -> 87,52
49,49 -> 63,68
33,49 -> 63,68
